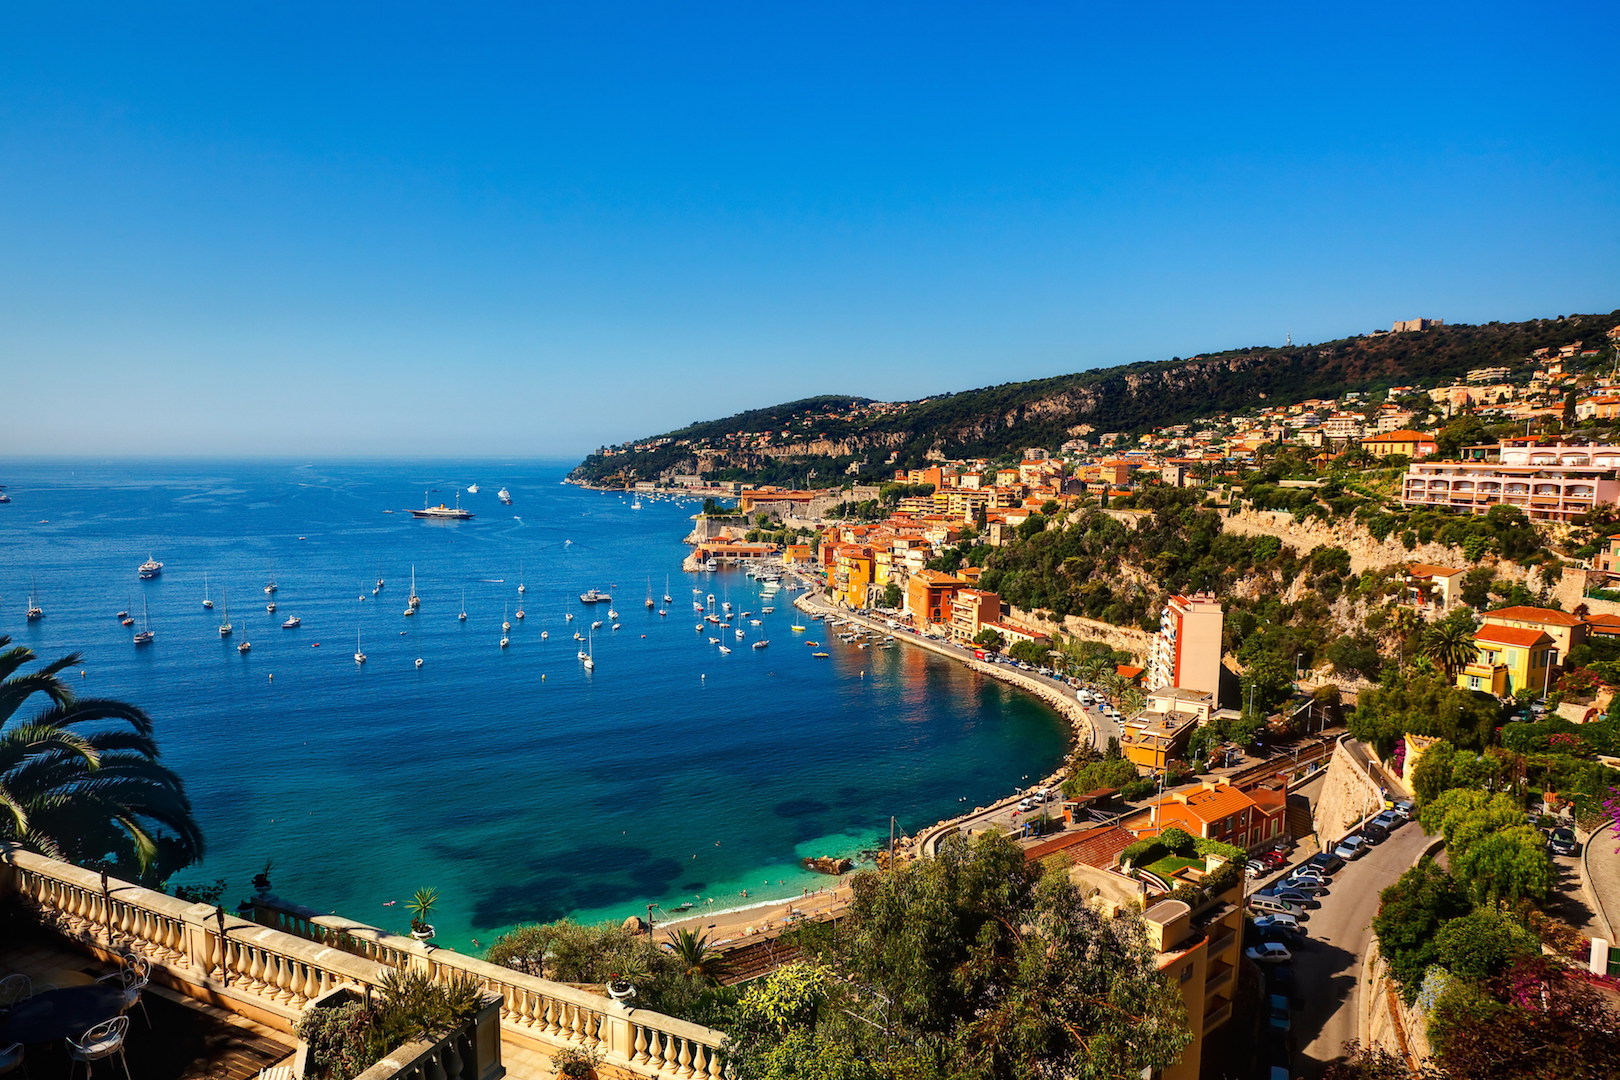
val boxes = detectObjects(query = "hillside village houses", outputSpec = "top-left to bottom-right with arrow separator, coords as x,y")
639,322 -> 1620,744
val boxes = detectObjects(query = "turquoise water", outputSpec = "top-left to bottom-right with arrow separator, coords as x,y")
0,460 -> 1068,950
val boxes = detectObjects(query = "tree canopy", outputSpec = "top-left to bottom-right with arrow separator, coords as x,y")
725,832 -> 1191,1080
0,638 -> 203,883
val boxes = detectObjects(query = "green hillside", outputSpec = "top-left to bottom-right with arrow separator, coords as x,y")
571,312 -> 1616,487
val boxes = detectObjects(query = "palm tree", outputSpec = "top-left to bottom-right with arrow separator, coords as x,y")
0,637 -> 203,883
1419,621 -> 1477,683
665,927 -> 727,985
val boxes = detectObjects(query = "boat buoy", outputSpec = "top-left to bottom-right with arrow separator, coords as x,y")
415,658 -> 424,668
541,674 -> 546,680
268,673 -> 274,682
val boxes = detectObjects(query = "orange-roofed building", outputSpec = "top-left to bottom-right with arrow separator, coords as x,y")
906,569 -> 966,633
1124,778 -> 1287,853
1403,563 -> 1467,614
1584,613 -> 1620,637
1481,605 -> 1588,657
1360,429 -> 1437,458
1458,624 -> 1556,697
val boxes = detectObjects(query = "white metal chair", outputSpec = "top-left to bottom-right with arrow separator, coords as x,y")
0,1041 -> 25,1079
95,956 -> 150,1026
66,1016 -> 129,1080
0,975 -> 29,1008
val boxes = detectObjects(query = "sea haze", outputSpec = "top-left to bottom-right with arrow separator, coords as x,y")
0,460 -> 1067,950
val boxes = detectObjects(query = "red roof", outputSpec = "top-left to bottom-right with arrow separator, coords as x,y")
1474,624 -> 1554,648
1485,605 -> 1583,628
1025,825 -> 1136,870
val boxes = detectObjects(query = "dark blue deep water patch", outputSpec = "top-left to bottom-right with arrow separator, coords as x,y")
0,459 -> 1067,951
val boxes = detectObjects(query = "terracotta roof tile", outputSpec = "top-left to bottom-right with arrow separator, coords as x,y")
1474,624 -> 1554,648
1485,606 -> 1583,627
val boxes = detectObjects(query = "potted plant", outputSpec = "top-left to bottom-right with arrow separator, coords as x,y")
605,973 -> 635,1002
553,1044 -> 602,1079
407,887 -> 439,942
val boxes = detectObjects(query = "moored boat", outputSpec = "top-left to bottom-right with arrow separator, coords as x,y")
138,554 -> 163,579
409,490 -> 473,520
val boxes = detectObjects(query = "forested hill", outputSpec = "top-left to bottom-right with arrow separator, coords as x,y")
571,312 -> 1615,486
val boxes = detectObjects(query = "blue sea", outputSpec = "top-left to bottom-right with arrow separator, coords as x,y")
0,460 -> 1068,950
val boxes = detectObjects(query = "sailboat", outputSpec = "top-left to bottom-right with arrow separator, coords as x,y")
219,593 -> 233,637
459,589 -> 468,622
354,628 -> 367,664
502,603 -> 512,633
202,573 -> 214,610
583,629 -> 595,670
265,565 -> 277,594
517,561 -> 526,594
237,625 -> 252,652
645,578 -> 655,609
663,576 -> 673,604
408,565 -> 420,609
133,599 -> 154,645
26,578 -> 43,621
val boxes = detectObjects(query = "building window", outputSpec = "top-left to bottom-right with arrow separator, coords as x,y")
1468,675 -> 1483,691
1179,964 -> 1194,983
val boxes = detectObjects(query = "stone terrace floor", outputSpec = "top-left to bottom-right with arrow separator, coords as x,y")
3,927 -> 297,1080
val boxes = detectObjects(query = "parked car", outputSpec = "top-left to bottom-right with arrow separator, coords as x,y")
1548,827 -> 1579,856
1371,810 -> 1404,832
1267,993 -> 1292,1032
1260,850 -> 1290,868
1277,876 -> 1325,895
1362,823 -> 1390,845
1250,896 -> 1302,918
1253,912 -> 1302,932
1245,860 -> 1270,878
1246,942 -> 1292,964
1266,964 -> 1298,1002
1286,865 -> 1328,884
1390,800 -> 1415,821
1260,888 -> 1321,909
1332,835 -> 1367,861
1305,852 -> 1344,875
1258,924 -> 1305,949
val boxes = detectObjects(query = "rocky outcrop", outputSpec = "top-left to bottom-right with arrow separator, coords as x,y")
1007,606 -> 1153,664
1222,508 -> 1539,584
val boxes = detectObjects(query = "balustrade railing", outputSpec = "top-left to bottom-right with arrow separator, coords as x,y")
2,846 -> 729,1080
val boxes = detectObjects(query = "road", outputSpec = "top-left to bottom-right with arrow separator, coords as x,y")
1290,820 -> 1434,1077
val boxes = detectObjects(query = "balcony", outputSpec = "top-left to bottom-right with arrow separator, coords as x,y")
1204,958 -> 1235,998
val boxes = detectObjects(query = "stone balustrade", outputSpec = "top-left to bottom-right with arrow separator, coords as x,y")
254,894 -> 727,1078
2,846 -> 729,1080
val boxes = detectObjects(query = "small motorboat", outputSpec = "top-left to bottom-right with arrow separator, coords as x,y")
282,616 -> 301,628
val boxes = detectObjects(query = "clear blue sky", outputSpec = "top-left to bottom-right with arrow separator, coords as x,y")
3,2 -> 1615,458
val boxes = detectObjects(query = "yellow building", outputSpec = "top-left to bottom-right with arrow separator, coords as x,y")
1045,830 -> 1242,1080
1458,624 -> 1556,697
829,544 -> 875,609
